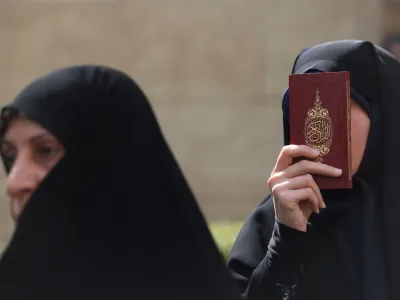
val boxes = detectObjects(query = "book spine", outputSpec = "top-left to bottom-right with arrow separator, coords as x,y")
346,77 -> 352,184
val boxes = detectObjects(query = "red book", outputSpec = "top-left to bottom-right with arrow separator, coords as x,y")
288,72 -> 352,189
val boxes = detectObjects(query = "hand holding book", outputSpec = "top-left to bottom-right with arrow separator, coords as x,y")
268,145 -> 342,232
269,71 -> 351,231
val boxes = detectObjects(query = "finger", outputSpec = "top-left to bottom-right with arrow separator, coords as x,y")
298,187 -> 320,213
276,186 -> 320,214
282,174 -> 325,209
284,160 -> 342,179
299,200 -> 314,220
273,145 -> 320,172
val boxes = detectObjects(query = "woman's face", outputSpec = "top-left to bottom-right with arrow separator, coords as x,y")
1,117 -> 65,221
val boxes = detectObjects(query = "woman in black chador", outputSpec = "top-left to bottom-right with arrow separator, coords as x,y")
228,40 -> 400,300
0,65 -> 240,300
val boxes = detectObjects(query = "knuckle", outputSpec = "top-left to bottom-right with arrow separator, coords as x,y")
280,146 -> 289,157
268,175 -> 276,188
272,185 -> 288,202
297,160 -> 308,168
305,174 -> 313,184
271,183 -> 282,195
281,144 -> 295,155
268,172 -> 282,188
305,187 -> 313,195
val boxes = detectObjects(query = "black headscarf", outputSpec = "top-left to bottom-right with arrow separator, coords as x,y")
283,40 -> 400,300
0,66 -> 240,300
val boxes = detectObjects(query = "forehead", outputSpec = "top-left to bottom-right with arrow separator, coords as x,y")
4,117 -> 49,143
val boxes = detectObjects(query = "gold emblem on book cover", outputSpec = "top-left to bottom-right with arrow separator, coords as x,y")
304,88 -> 333,163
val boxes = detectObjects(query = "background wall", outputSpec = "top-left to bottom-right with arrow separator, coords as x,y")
0,0 -> 385,244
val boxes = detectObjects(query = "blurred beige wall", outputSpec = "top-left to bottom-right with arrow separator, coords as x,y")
0,0 -> 383,243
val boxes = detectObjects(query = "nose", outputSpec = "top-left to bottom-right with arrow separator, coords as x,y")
6,152 -> 43,220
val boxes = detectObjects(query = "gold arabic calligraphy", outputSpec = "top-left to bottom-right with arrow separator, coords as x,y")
305,119 -> 332,144
304,88 -> 333,163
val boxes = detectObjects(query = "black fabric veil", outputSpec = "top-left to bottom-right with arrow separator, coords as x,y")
286,40 -> 400,300
0,66 -> 240,300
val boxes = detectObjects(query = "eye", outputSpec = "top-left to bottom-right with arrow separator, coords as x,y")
32,139 -> 65,169
0,142 -> 16,170
1,141 -> 15,155
35,143 -> 63,159
37,146 -> 58,156
1,142 -> 16,159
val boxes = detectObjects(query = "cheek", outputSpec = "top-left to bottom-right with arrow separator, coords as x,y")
351,120 -> 362,155
351,112 -> 370,168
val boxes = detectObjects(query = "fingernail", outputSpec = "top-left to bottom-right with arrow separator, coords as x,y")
313,149 -> 320,155
322,201 -> 326,209
335,168 -> 342,175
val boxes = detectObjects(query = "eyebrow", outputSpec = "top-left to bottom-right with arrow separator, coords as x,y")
2,133 -> 54,146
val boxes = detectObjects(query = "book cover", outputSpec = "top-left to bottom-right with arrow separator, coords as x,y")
288,71 -> 352,189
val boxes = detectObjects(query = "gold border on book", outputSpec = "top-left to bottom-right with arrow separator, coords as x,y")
347,80 -> 352,180
304,88 -> 333,163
